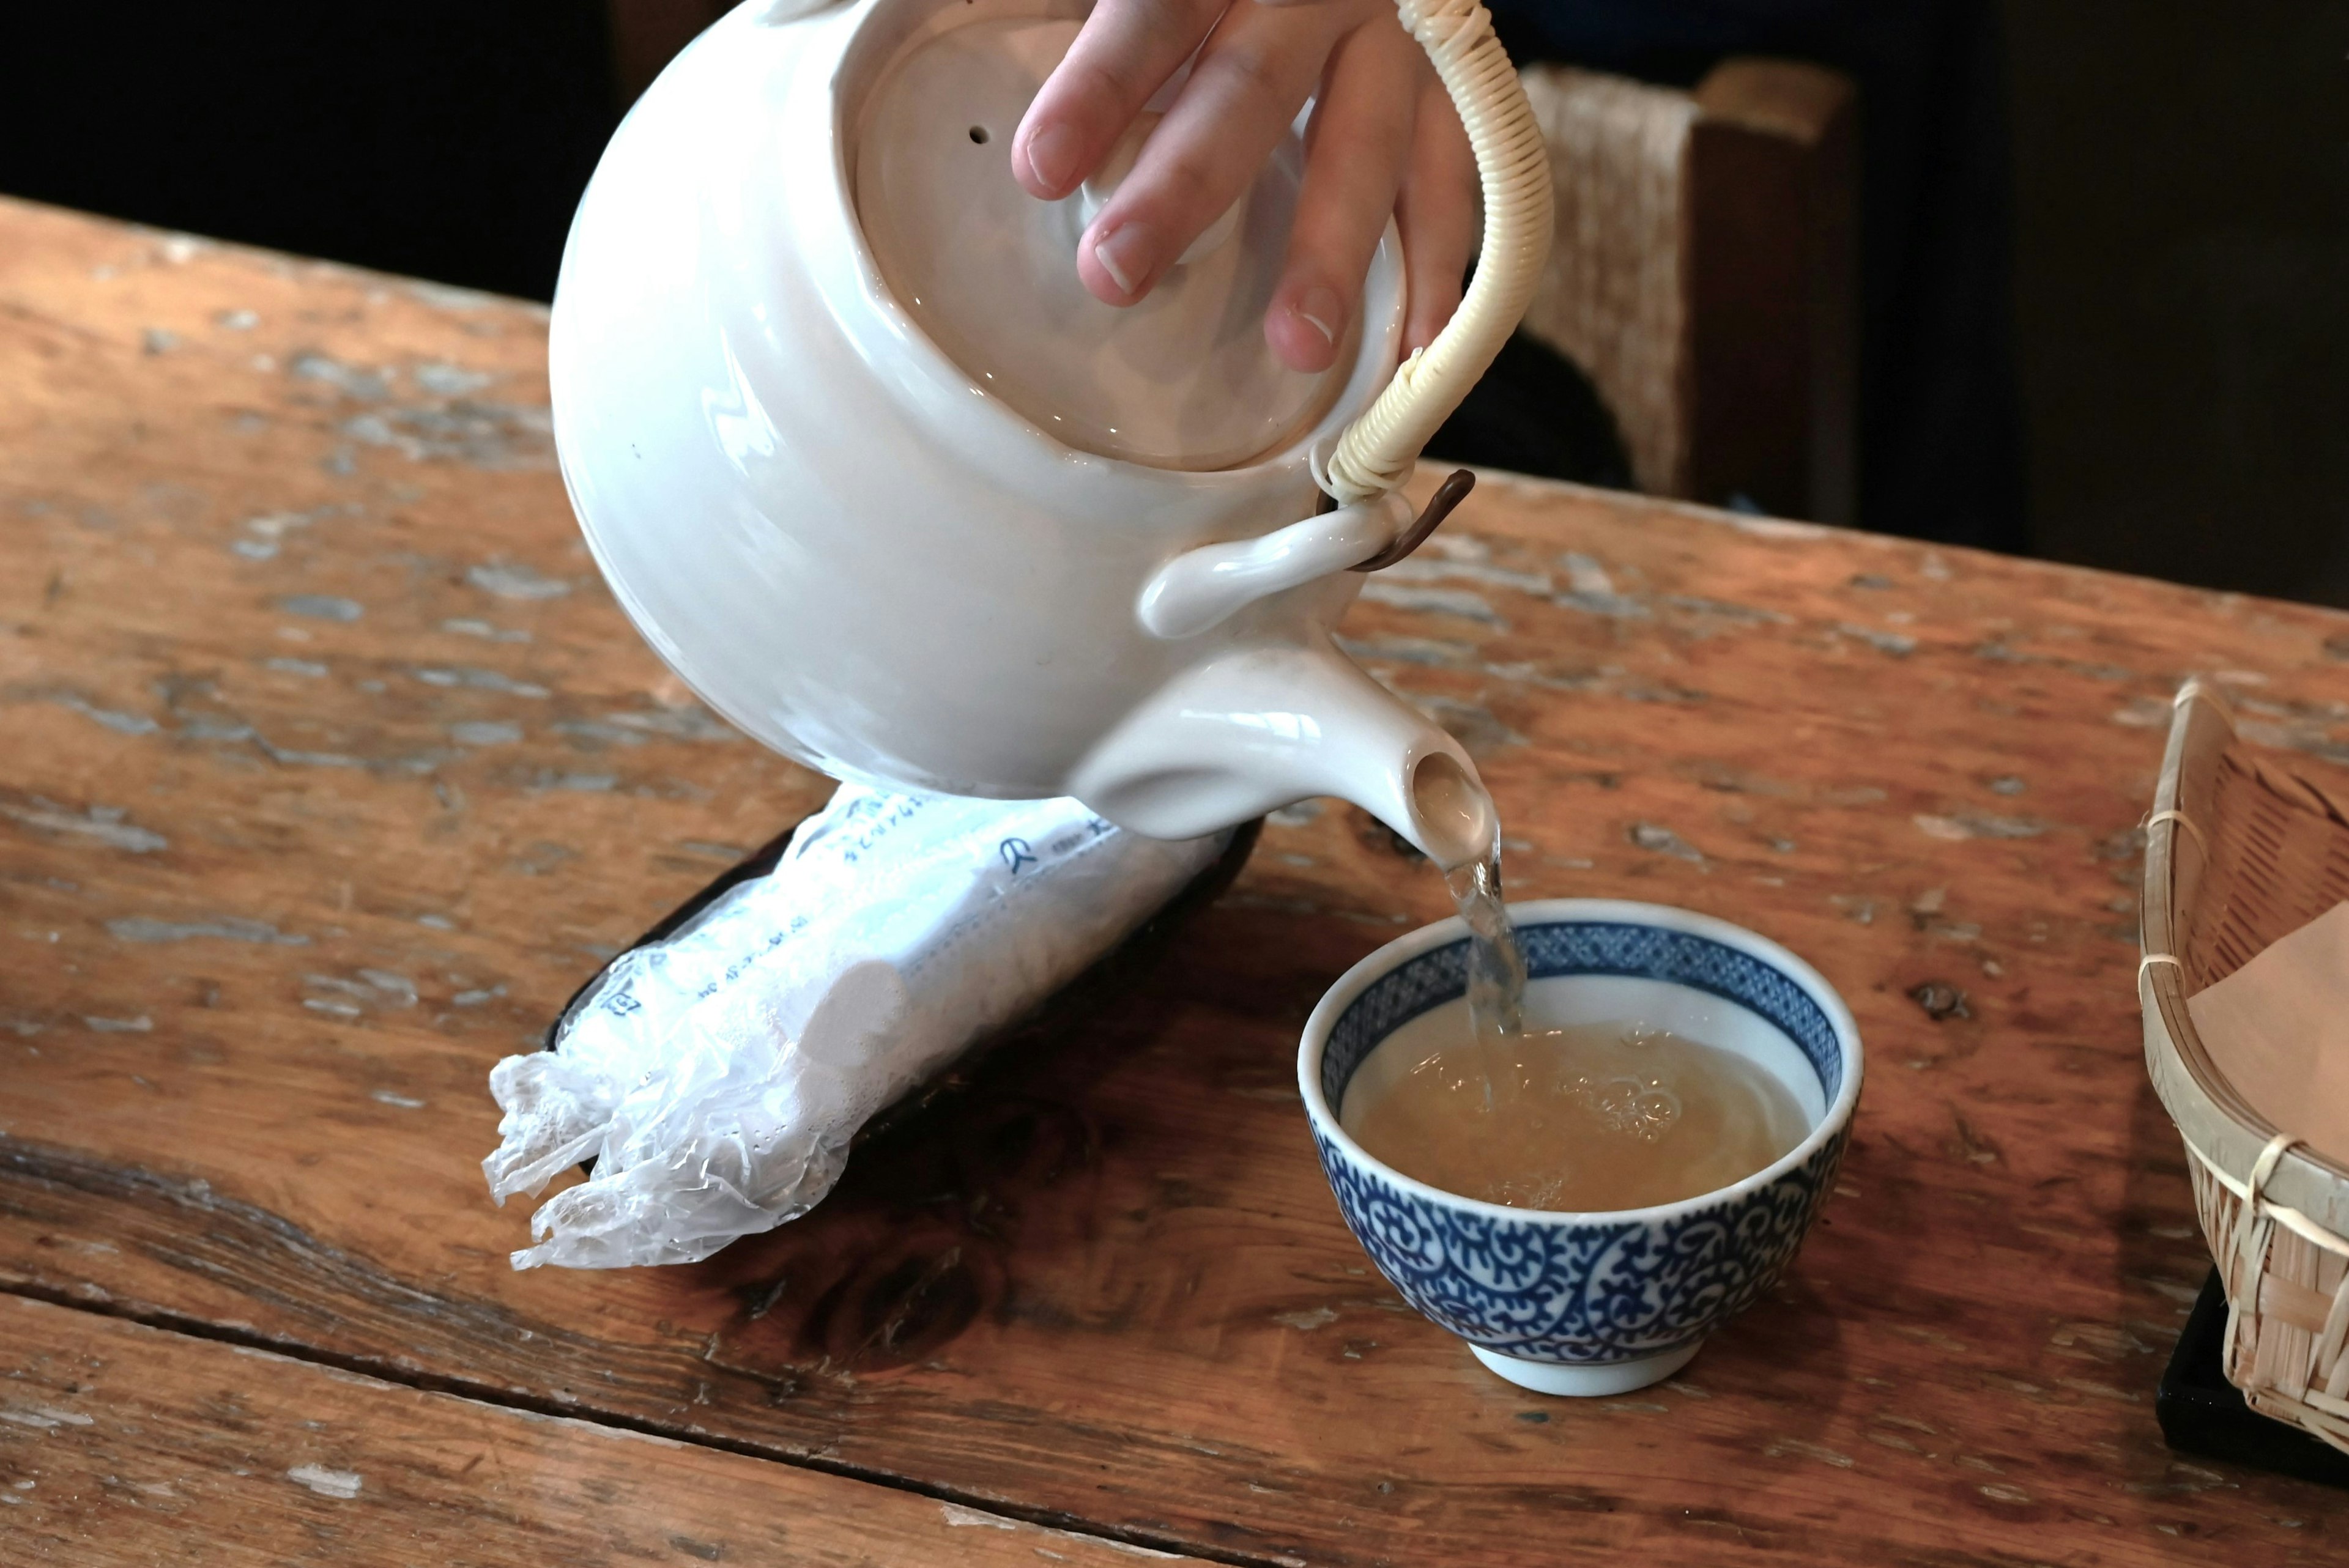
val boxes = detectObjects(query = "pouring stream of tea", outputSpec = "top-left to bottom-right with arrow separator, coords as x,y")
1446,842 -> 1529,1108
1365,829 -> 1809,1213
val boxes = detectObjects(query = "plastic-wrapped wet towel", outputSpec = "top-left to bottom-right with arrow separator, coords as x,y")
483,785 -> 1230,1270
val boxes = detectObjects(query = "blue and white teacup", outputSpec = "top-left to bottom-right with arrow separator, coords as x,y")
1299,898 -> 1863,1396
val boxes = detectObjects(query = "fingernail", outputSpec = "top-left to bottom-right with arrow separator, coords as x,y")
1294,285 -> 1342,345
1093,223 -> 1157,298
1025,122 -> 1082,195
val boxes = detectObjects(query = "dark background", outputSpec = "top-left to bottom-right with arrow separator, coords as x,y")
2004,1 -> 2349,606
0,2 -> 617,305
1,2 -> 2342,604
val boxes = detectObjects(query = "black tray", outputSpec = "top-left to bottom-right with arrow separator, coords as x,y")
2157,1267 -> 2349,1489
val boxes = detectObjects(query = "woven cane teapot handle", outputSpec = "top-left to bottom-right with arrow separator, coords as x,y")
1315,0 -> 1551,507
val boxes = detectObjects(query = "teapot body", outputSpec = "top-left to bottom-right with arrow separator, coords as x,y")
552,0 -> 1494,866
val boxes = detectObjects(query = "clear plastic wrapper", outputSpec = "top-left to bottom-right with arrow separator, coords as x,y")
482,785 -> 1228,1269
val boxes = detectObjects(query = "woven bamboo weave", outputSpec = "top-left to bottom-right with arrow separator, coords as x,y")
2142,680 -> 2349,1452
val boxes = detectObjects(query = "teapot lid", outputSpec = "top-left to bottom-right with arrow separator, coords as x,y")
852,12 -> 1347,472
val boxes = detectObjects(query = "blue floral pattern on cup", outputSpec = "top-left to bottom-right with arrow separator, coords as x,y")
1306,910 -> 1857,1367
1314,1123 -> 1846,1361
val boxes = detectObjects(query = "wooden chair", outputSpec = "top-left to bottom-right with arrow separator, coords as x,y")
607,9 -> 1860,525
1519,59 -> 1857,525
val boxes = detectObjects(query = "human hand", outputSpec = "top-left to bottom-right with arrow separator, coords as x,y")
1011,0 -> 1477,375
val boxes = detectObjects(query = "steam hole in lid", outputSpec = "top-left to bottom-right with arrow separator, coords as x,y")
968,125 -> 990,144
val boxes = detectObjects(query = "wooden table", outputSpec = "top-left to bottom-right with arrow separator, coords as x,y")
4,194 -> 2347,1566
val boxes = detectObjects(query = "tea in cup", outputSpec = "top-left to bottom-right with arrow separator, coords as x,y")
1299,899 -> 1863,1395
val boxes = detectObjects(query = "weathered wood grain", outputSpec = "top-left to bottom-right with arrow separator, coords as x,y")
6,194 -> 2349,1564
0,1292 -> 1208,1566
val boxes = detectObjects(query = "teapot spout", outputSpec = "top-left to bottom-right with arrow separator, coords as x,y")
1068,643 -> 1497,871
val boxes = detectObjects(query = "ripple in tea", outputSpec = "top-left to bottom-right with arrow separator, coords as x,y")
1342,1021 -> 1809,1211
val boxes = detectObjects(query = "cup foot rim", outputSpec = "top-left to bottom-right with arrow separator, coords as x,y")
1469,1339 -> 1700,1396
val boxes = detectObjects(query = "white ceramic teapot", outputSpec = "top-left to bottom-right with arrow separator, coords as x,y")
549,0 -> 1548,867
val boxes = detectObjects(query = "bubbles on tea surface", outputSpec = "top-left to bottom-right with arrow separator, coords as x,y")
1569,1071 -> 1682,1142
1346,1019 -> 1807,1211
1490,1170 -> 1572,1209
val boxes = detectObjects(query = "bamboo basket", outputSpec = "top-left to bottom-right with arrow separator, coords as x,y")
2143,679 -> 2349,1451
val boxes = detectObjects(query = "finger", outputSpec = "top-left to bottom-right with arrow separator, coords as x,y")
1013,0 -> 1228,202
1264,18 -> 1420,372
1077,0 -> 1347,306
1395,73 -> 1477,355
